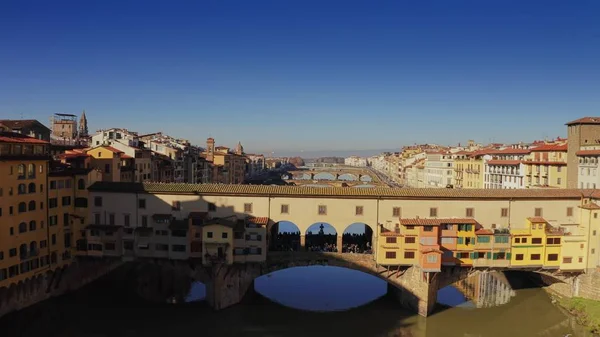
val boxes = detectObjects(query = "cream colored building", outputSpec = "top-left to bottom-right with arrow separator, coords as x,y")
523,143 -> 567,189
88,182 -> 600,271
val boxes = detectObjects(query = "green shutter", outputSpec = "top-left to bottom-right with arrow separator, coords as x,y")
486,252 -> 491,259
458,237 -> 464,244
469,252 -> 475,259
466,224 -> 472,231
506,253 -> 511,260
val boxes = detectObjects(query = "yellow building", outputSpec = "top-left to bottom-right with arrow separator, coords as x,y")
455,222 -> 477,265
523,143 -> 568,188
201,217 -> 236,265
86,145 -> 134,182
510,217 -> 563,268
0,132 -> 50,288
453,150 -> 489,189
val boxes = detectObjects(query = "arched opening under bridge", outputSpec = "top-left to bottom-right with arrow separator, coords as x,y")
313,172 -> 335,181
270,221 -> 301,251
305,222 -> 337,252
338,173 -> 359,181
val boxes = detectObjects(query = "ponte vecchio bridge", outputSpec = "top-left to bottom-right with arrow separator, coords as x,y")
282,167 -> 387,187
76,182 -> 600,317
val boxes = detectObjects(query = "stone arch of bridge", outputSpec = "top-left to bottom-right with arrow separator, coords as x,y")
341,222 -> 375,253
338,173 -> 359,181
359,174 -> 373,182
313,172 -> 336,181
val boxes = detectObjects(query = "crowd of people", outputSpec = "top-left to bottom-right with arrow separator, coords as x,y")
270,230 -> 372,254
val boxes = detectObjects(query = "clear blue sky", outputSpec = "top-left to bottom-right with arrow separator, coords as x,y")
1,0 -> 599,153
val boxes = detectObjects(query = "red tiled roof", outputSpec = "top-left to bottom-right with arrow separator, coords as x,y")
400,218 -> 478,226
566,117 -> 600,126
475,229 -> 494,235
247,216 -> 269,225
487,160 -> 522,165
576,150 -> 600,156
527,217 -> 547,223
523,161 -> 567,166
0,132 -> 49,144
380,231 -> 403,237
496,148 -> 531,154
0,119 -> 49,130
120,153 -> 133,159
531,143 -> 568,152
580,202 -> 600,210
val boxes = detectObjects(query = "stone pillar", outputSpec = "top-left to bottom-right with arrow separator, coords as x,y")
300,235 -> 306,251
205,264 -> 261,311
387,267 -> 440,317
336,235 -> 343,253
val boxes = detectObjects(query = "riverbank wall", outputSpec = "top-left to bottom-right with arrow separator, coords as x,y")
0,258 -> 122,319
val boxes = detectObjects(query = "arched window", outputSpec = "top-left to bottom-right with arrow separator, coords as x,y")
28,183 -> 36,193
29,241 -> 37,254
18,202 -> 26,213
29,221 -> 36,231
27,163 -> 35,178
78,179 -> 86,190
17,164 -> 25,179
19,244 -> 28,258
18,184 -> 26,194
18,222 -> 27,233
28,200 -> 36,211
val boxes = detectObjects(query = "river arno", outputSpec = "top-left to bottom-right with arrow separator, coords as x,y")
0,266 -> 594,337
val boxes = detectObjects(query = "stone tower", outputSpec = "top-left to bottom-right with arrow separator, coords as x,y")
78,110 -> 88,137
206,137 -> 215,162
566,117 -> 600,188
235,141 -> 244,155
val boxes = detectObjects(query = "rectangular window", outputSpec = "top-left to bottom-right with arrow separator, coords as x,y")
385,251 -> 396,259
64,213 -> 70,226
426,255 -> 438,263
404,237 -> 416,244
62,196 -> 71,206
94,196 -> 102,207
531,254 -> 541,261
172,201 -> 181,211
423,226 -> 433,232
547,254 -> 558,261
465,208 -> 474,218
355,206 -> 363,216
385,237 -> 397,244
138,199 -> 146,209
124,214 -> 130,226
567,207 -> 573,217
534,208 -> 543,217
318,205 -> 327,215
207,232 -> 213,238
494,236 -> 509,244
141,215 -> 148,227
477,236 -> 490,243
532,238 -> 542,244
208,202 -> 216,212
222,232 -> 228,239
49,198 -> 58,209
441,237 -> 455,244
392,207 -> 401,217
281,204 -> 289,214
404,252 -> 415,259
501,208 -> 508,217
515,254 -> 524,261
243,203 -> 253,213
563,257 -> 572,263
429,208 -> 438,217
109,214 -> 115,225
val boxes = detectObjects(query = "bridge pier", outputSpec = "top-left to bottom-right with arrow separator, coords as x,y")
300,235 -> 306,250
386,268 -> 440,317
336,235 -> 343,253
205,264 -> 262,311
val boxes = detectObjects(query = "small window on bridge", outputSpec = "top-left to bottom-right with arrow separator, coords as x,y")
392,207 -> 401,217
515,254 -> 524,260
404,252 -> 415,259
532,238 -> 542,244
405,237 -> 415,244
385,251 -> 396,259
501,208 -> 508,217
465,208 -> 474,218
385,237 -> 397,244
244,203 -> 253,213
429,208 -> 438,217
355,206 -> 363,216
530,254 -> 541,261
318,205 -> 327,215
547,254 -> 558,261
280,204 -> 289,214
563,257 -> 572,263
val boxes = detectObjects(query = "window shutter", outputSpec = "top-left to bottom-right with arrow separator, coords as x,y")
458,237 -> 464,244
486,252 -> 491,259
506,253 -> 511,260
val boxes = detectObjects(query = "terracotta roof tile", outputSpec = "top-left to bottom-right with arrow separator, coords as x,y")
580,202 -> 600,210
120,153 -> 133,159
247,216 -> 269,225
487,160 -> 522,165
0,132 -> 49,144
523,161 -> 567,166
527,217 -> 547,223
475,229 -> 494,235
566,117 -> 600,126
0,119 -> 49,131
531,143 -> 568,152
400,218 -> 479,226
380,231 -> 403,237
576,150 -> 600,156
87,182 -> 590,200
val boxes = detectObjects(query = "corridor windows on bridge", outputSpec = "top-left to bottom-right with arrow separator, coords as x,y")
385,251 -> 396,259
567,207 -> 574,217
405,237 -> 416,244
386,237 -> 397,244
547,254 -> 559,261
392,207 -> 401,217
355,206 -> 363,216
531,254 -> 541,261
429,207 -> 438,217
342,223 -> 373,253
318,205 -> 327,215
501,208 -> 508,217
515,254 -> 524,260
306,222 -> 337,252
531,238 -> 542,244
280,204 -> 289,214
270,221 -> 301,251
244,203 -> 253,213
404,251 -> 415,259
534,207 -> 543,217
